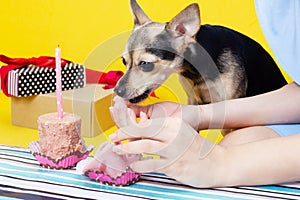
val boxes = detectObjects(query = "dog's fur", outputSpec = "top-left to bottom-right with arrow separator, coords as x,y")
114,0 -> 287,105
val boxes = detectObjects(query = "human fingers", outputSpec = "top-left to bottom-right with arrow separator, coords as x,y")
130,158 -> 174,173
116,123 -> 197,158
128,101 -> 179,118
110,117 -> 176,144
112,139 -> 165,155
127,104 -> 151,118
109,106 -> 127,128
148,102 -> 183,119
110,96 -> 130,128
139,111 -> 148,123
112,121 -> 198,171
109,105 -> 139,128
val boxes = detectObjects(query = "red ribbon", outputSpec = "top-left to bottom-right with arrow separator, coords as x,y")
86,69 -> 158,98
0,55 -> 158,99
0,54 -> 69,68
0,55 -> 124,97
85,69 -> 124,89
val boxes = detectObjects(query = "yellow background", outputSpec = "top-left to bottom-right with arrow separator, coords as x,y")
0,0 -> 290,148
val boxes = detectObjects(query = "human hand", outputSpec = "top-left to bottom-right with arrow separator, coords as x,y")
109,96 -> 129,128
109,107 -> 199,172
78,141 -> 141,178
129,101 -> 202,131
109,109 -> 217,187
109,97 -> 218,186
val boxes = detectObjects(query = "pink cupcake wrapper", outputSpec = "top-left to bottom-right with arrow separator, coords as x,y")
85,167 -> 142,186
29,141 -> 94,169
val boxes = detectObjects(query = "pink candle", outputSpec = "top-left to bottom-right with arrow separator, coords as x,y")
55,46 -> 63,119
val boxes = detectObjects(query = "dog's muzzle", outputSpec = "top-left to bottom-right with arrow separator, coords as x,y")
114,85 -> 127,97
114,85 -> 151,104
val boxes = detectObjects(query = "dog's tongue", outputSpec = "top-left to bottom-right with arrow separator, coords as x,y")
83,142 -> 141,178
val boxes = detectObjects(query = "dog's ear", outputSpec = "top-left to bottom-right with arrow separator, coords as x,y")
166,3 -> 200,37
130,0 -> 151,29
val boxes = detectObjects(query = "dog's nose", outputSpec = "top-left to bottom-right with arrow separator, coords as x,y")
114,86 -> 126,97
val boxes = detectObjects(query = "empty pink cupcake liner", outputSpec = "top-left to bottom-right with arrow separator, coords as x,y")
85,167 -> 142,186
29,141 -> 94,169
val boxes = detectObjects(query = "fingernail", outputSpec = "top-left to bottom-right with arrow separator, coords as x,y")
128,108 -> 137,122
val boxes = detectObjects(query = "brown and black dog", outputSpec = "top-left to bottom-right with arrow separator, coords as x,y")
115,0 -> 287,105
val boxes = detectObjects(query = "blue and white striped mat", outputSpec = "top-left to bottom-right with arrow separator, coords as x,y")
1,144 -> 300,200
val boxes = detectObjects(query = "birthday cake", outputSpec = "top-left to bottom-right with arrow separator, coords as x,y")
29,112 -> 93,169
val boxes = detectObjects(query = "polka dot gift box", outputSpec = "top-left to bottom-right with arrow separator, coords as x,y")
8,63 -> 86,97
0,55 -> 125,98
0,55 -> 87,97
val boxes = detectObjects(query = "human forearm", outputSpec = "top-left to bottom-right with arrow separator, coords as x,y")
179,133 -> 300,188
198,82 -> 300,130
218,133 -> 300,186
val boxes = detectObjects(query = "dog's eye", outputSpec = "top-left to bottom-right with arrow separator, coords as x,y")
122,57 -> 127,66
139,61 -> 154,72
